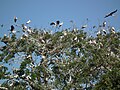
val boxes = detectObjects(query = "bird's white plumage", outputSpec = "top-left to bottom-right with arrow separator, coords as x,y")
26,20 -> 31,24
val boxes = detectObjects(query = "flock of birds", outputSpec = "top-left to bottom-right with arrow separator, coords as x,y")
0,9 -> 118,35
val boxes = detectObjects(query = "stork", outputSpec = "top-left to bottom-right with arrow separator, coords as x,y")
26,20 -> 31,24
50,20 -> 63,27
104,9 -> 117,18
10,25 -> 15,32
14,16 -> 18,23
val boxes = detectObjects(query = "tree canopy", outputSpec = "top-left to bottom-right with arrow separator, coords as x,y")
0,20 -> 120,90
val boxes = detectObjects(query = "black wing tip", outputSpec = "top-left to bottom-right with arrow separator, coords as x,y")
112,9 -> 118,13
104,9 -> 118,18
50,22 -> 55,25
104,16 -> 107,18
104,15 -> 109,18
115,9 -> 118,12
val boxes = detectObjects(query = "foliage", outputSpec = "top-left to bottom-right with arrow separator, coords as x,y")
0,22 -> 120,90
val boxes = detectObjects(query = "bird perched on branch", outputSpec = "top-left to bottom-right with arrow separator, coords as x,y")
10,25 -> 16,33
104,9 -> 117,18
10,25 -> 15,32
21,24 -> 27,32
102,29 -> 106,34
81,24 -> 87,29
103,21 -> 106,27
26,20 -> 31,24
14,16 -> 18,23
110,27 -> 115,34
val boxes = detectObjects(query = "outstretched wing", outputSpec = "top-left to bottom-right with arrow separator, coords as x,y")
110,9 -> 117,15
104,9 -> 117,18
50,22 -> 56,25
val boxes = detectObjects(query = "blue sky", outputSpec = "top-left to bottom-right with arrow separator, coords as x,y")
0,0 -> 120,36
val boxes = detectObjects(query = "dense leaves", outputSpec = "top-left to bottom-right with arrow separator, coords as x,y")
0,23 -> 120,90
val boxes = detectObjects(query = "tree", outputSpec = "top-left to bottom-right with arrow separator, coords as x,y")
0,21 -> 120,90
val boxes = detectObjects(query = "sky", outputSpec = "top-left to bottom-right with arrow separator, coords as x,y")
0,0 -> 120,36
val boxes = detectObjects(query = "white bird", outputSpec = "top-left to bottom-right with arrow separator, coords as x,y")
74,36 -> 77,41
63,30 -> 67,36
89,40 -> 96,45
103,21 -> 106,27
110,27 -> 115,34
23,33 -> 28,37
102,29 -> 106,34
26,20 -> 31,24
81,24 -> 87,29
22,24 -> 27,30
27,27 -> 32,34
97,30 -> 101,36
111,27 -> 115,31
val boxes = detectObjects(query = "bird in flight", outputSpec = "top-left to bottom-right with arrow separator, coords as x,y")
50,20 -> 63,27
104,9 -> 118,18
